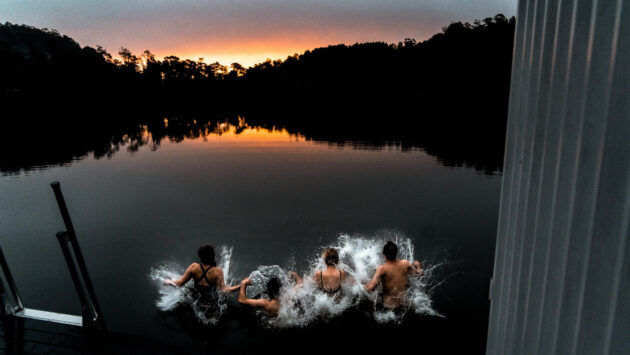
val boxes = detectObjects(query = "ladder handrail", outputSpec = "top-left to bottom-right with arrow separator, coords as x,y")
0,182 -> 107,331
56,231 -> 103,329
50,182 -> 106,331
0,244 -> 23,313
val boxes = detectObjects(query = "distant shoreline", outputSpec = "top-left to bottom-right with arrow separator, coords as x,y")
0,14 -> 514,175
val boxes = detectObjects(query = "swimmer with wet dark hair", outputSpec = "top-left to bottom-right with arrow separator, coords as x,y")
164,244 -> 240,293
163,244 -> 240,317
364,241 -> 423,312
238,277 -> 282,317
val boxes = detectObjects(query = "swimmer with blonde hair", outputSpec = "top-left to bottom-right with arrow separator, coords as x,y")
288,247 -> 353,295
312,247 -> 349,297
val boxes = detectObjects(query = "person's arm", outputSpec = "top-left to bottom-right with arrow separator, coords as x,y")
289,272 -> 303,286
216,268 -> 240,293
238,278 -> 269,309
312,270 -> 322,288
341,269 -> 355,285
364,266 -> 383,292
224,284 -> 241,292
164,263 -> 195,287
411,260 -> 423,276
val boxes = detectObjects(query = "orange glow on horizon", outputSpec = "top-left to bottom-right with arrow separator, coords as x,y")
207,126 -> 304,141
144,122 -> 307,146
186,126 -> 309,148
136,34 -> 410,68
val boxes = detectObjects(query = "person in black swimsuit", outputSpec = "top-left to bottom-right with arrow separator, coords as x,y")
164,244 -> 240,309
313,248 -> 347,298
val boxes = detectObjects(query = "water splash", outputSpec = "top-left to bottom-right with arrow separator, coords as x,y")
149,262 -> 184,312
151,233 -> 443,327
245,265 -> 288,299
149,245 -> 234,324
244,233 -> 442,327
219,246 -> 234,285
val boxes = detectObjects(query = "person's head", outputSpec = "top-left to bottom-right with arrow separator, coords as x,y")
198,244 -> 216,267
267,277 -> 282,299
322,248 -> 339,266
383,241 -> 398,261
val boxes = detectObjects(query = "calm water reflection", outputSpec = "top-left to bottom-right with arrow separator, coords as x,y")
0,127 -> 500,352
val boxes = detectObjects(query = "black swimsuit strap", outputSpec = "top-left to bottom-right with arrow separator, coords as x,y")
197,263 -> 213,285
320,269 -> 342,293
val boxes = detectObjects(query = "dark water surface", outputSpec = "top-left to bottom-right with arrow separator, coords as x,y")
0,127 -> 501,353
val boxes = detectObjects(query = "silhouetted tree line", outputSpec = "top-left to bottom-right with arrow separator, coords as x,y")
0,14 -> 515,175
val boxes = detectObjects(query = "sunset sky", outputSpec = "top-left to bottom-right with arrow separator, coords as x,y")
1,0 -> 516,67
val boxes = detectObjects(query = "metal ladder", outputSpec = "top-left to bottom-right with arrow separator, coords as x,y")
0,182 -> 106,331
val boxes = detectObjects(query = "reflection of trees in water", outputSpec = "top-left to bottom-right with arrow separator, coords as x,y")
0,113 -> 242,175
0,14 -> 513,176
0,110 -> 503,176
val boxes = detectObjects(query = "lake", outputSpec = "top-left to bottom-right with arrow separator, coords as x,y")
0,124 -> 501,353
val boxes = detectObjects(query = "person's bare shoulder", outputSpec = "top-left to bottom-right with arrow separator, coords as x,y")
261,299 -> 276,313
397,259 -> 410,269
186,263 -> 200,277
376,264 -> 388,274
209,266 -> 224,278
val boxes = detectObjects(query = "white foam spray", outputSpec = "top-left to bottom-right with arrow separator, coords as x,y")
151,233 -> 442,326
240,232 -> 442,327
149,245 -> 234,324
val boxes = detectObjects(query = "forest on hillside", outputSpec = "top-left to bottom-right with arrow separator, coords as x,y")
0,14 -> 515,174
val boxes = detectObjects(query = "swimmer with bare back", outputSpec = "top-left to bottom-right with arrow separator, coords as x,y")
364,241 -> 423,313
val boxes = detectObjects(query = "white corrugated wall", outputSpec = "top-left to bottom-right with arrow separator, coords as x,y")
486,0 -> 630,354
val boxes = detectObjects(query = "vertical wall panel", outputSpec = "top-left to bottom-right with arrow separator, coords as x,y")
485,0 -> 531,352
499,1 -> 544,352
487,0 -> 629,354
519,2 -> 567,353
535,1 -> 579,353
608,5 -> 630,354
